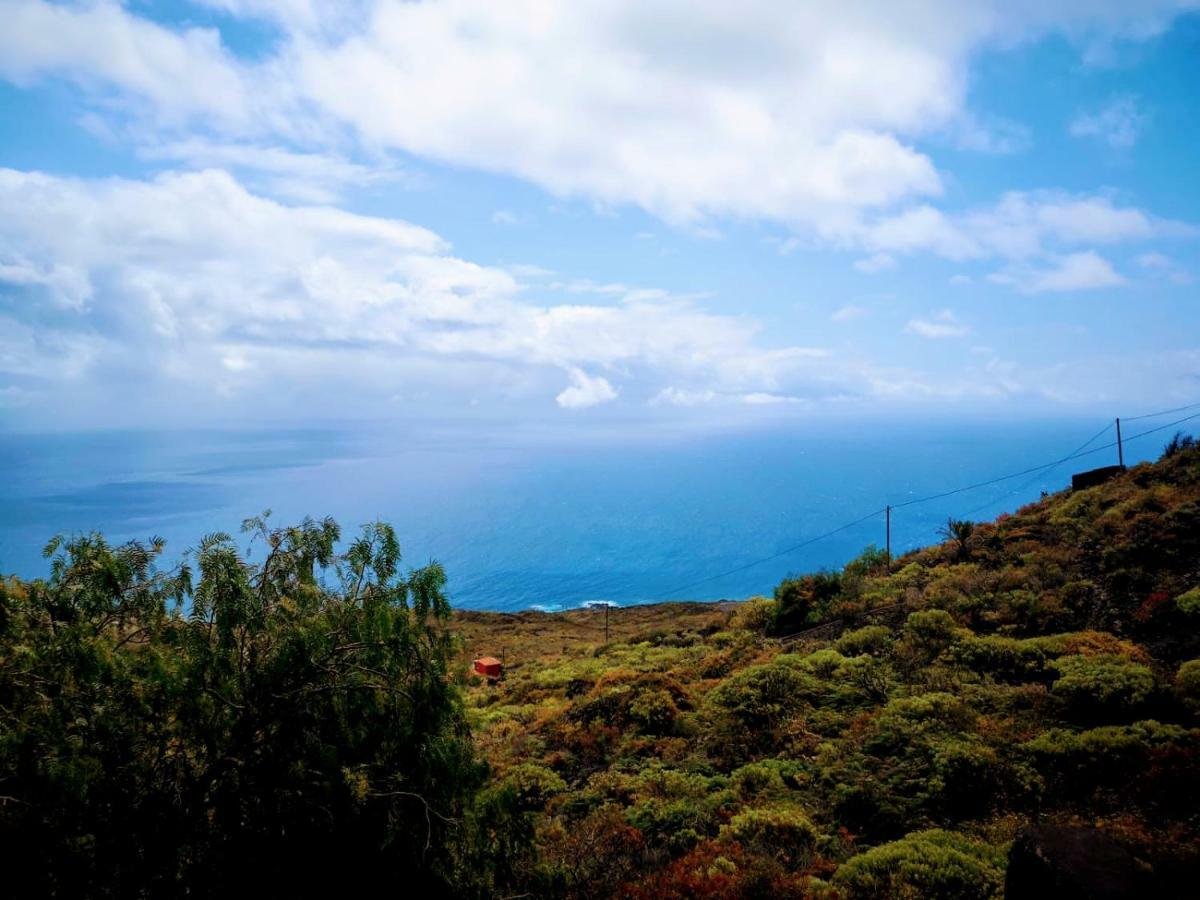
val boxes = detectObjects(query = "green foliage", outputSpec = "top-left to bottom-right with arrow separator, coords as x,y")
844,544 -> 890,578
835,624 -> 893,657
1177,587 -> 1200,616
728,596 -> 776,632
7,435 -> 1200,897
772,570 -> 842,633
1049,654 -> 1156,716
832,829 -> 1006,899
720,805 -> 821,866
0,517 -> 486,897
1177,659 -> 1200,710
951,634 -> 1049,682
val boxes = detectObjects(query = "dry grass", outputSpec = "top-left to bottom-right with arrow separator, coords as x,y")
451,601 -> 734,669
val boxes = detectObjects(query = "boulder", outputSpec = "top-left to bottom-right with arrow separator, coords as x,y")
1005,825 -> 1151,899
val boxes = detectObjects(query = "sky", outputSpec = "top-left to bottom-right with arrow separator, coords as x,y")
0,0 -> 1198,433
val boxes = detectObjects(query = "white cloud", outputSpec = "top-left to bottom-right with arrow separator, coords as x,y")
742,392 -> 800,405
1136,251 -> 1193,285
650,386 -> 718,407
1070,95 -> 1146,149
949,274 -> 972,285
138,139 -> 413,203
0,167 -> 858,422
988,251 -> 1125,294
491,209 -> 521,226
555,368 -> 617,408
905,310 -> 969,338
3,1 -> 1192,234
853,252 -> 896,273
831,304 -> 868,322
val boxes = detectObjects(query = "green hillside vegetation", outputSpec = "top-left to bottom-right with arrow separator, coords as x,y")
3,439 -> 1200,897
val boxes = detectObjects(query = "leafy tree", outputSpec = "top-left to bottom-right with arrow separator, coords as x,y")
0,516 -> 489,898
772,571 -> 843,634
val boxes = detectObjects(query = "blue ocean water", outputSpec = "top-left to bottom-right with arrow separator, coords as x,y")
0,419 -> 1160,611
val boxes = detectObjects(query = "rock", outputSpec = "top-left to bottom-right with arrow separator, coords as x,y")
1005,825 -> 1152,899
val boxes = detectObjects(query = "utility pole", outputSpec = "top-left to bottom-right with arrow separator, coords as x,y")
604,603 -> 610,643
1115,418 -> 1125,468
885,505 -> 892,571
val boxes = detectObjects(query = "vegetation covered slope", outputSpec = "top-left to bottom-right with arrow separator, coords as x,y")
2,438 -> 1199,897
457,439 -> 1200,897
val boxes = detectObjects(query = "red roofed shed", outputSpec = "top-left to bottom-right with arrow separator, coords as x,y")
473,656 -> 503,680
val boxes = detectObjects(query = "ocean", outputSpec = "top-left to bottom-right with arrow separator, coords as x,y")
0,418 -> 1158,611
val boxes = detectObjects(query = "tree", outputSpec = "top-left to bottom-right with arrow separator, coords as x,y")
0,516 -> 488,898
937,518 -> 976,560
1162,431 -> 1197,459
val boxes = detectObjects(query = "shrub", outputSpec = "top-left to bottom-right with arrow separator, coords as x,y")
1176,588 -> 1200,617
1176,659 -> 1200,710
728,597 -> 776,633
773,571 -> 843,633
730,760 -> 805,799
1049,654 -> 1155,716
833,829 -> 1005,899
836,624 -> 893,657
904,609 -> 959,648
1022,720 -> 1193,799
498,763 -> 567,810
720,804 -> 821,867
951,634 -> 1048,682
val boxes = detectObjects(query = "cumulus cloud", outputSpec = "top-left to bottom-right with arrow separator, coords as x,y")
2,0 -> 1192,235
0,167 -> 853,422
555,368 -> 617,408
905,310 -> 969,338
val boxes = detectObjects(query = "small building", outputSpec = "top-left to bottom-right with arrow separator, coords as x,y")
473,656 -> 503,681
1071,464 -> 1126,491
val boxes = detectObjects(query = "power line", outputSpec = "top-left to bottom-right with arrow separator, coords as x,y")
891,410 -> 1200,511
961,421 -> 1112,518
1121,400 -> 1200,422
660,507 -> 885,598
657,406 -> 1200,599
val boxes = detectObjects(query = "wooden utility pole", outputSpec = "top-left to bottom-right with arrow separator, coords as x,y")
604,603 -> 610,643
885,505 -> 892,571
1116,418 -> 1125,468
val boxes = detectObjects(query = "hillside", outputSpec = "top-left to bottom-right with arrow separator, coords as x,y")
455,439 -> 1200,897
1,438 -> 1198,897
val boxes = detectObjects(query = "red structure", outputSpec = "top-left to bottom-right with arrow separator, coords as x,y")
473,656 -> 503,680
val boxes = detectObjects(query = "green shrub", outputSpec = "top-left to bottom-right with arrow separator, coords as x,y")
951,634 -> 1049,682
832,829 -> 1006,899
728,597 -> 776,632
905,609 -> 959,644
1176,588 -> 1200,617
1049,654 -> 1155,716
1022,720 -> 1193,798
730,760 -> 805,799
720,804 -> 821,867
773,571 -> 843,633
836,624 -> 893,657
1176,659 -> 1200,710
498,763 -> 567,810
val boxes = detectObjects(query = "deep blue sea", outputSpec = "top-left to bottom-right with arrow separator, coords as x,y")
0,418 -> 1160,611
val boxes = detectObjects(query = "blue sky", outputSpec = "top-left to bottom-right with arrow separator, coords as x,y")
0,1 -> 1198,432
